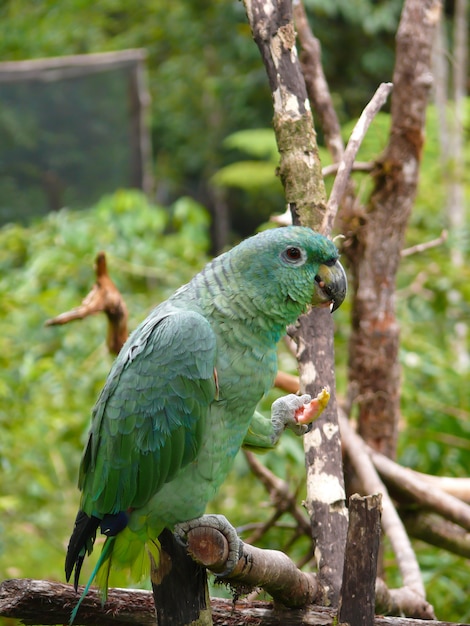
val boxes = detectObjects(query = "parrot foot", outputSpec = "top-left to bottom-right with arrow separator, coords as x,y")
174,514 -> 242,577
271,388 -> 330,443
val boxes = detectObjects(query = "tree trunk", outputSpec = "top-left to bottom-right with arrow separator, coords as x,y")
340,0 -> 442,459
339,494 -> 382,626
151,529 -> 211,626
242,0 -> 348,606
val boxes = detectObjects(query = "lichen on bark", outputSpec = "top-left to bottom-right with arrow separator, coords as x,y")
273,112 -> 327,229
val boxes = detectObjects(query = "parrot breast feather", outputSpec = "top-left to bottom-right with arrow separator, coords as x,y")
79,309 -> 217,516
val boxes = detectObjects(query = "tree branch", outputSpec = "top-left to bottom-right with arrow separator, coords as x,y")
293,0 -> 344,164
273,370 -> 300,394
375,579 -> 438,620
370,447 -> 470,532
183,523 -> 318,608
401,230 -> 448,256
406,474 -> 470,503
322,82 -> 393,234
243,451 -> 311,540
243,0 -> 348,607
3,579 -> 466,626
402,511 -> 470,558
45,251 -> 128,355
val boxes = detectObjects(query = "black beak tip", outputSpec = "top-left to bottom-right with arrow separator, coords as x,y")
330,263 -> 347,313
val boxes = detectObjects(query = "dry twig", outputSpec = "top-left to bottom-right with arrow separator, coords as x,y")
322,81 -> 393,234
243,451 -> 311,540
293,0 -> 344,164
401,230 -> 448,257
45,252 -> 128,355
370,447 -> 470,532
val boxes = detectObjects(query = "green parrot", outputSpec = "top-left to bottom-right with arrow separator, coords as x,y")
65,225 -> 346,621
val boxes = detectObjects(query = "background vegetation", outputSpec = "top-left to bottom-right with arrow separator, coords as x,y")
0,0 -> 469,623
0,0 -> 403,247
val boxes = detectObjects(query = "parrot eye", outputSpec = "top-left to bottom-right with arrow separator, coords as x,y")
282,246 -> 305,265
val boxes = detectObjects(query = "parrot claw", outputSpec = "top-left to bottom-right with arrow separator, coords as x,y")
271,388 -> 330,443
174,514 -> 242,577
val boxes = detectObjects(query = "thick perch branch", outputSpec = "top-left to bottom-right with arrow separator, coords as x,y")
177,515 -> 318,608
1,579 -> 467,626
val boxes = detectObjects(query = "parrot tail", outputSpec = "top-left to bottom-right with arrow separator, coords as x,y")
69,536 -> 115,625
66,509 -> 161,625
65,510 -> 101,591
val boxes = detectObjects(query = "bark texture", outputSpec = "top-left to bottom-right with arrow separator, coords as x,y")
244,0 -> 326,228
1,579 -> 467,626
243,0 -> 348,606
339,0 -> 442,459
339,494 -> 382,626
151,529 -> 211,626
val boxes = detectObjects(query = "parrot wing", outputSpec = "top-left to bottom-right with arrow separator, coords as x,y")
79,308 -> 218,517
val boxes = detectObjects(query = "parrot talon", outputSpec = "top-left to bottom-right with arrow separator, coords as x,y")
174,514 -> 242,577
270,389 -> 330,444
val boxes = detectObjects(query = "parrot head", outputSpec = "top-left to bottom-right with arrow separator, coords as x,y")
231,226 -> 347,320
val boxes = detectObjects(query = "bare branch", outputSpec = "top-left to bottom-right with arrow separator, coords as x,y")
293,0 -> 344,163
408,474 -> 470,503
370,447 -> 470,532
322,82 -> 393,234
45,252 -> 128,355
375,579 -> 436,620
244,451 -> 311,538
401,230 -> 448,256
322,161 -> 374,179
274,370 -> 299,394
403,511 -> 470,558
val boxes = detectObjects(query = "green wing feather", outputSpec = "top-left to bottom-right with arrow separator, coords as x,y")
79,307 -> 217,518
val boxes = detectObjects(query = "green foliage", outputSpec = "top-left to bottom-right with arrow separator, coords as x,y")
211,129 -> 282,192
307,0 -> 402,35
0,0 -> 400,236
0,190 -> 210,604
0,68 -> 139,223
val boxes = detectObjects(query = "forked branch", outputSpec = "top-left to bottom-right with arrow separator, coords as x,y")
45,252 -> 128,355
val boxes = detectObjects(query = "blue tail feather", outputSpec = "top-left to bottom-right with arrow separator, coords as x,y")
69,536 -> 115,625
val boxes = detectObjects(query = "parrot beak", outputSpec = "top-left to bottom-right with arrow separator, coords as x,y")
312,259 -> 347,312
